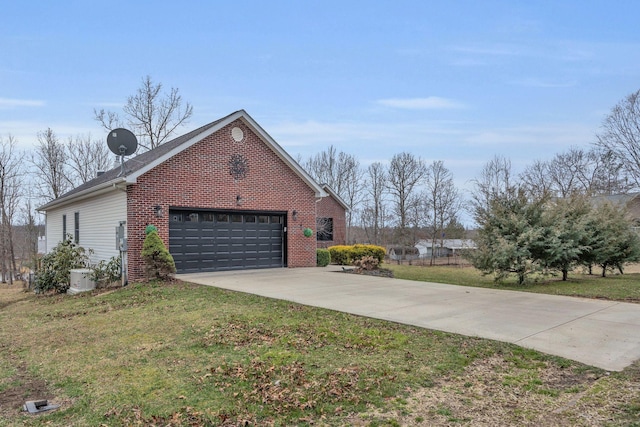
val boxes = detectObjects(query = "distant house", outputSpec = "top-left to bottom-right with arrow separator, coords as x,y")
387,246 -> 420,262
591,193 -> 640,225
415,239 -> 477,259
37,110 -> 345,280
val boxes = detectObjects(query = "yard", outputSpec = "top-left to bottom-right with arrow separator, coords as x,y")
1,274 -> 639,426
387,263 -> 640,302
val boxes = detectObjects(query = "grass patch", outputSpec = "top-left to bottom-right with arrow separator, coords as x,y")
388,264 -> 640,302
0,280 -> 638,425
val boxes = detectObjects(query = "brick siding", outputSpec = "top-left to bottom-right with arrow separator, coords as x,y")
316,194 -> 347,248
126,120 -> 318,280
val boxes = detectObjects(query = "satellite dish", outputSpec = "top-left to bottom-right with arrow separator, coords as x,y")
107,128 -> 138,156
107,128 -> 138,176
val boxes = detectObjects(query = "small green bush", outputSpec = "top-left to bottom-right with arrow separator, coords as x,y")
34,237 -> 91,293
141,230 -> 176,279
316,248 -> 331,267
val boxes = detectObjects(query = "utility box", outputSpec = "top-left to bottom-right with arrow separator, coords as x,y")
67,269 -> 96,295
116,224 -> 127,251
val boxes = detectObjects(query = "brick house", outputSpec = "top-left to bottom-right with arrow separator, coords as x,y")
316,184 -> 348,248
38,110 -> 346,280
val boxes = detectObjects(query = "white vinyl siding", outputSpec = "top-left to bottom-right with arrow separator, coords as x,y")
45,189 -> 126,264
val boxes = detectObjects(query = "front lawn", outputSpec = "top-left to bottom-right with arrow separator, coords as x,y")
0,281 -> 639,426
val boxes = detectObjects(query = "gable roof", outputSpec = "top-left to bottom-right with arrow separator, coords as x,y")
38,110 -> 326,211
320,184 -> 350,211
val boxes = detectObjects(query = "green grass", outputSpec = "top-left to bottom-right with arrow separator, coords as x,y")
387,264 -> 640,302
0,280 -> 639,426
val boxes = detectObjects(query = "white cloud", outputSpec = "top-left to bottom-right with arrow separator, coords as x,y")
462,123 -> 594,149
376,97 -> 465,110
510,78 -> 577,88
0,98 -> 45,108
0,120 -> 105,148
268,120 -> 392,146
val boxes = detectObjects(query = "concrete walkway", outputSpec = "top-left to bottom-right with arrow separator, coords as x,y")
177,266 -> 640,372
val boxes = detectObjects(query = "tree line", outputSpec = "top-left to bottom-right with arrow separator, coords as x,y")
3,80 -> 640,282
469,159 -> 640,283
0,76 -> 192,283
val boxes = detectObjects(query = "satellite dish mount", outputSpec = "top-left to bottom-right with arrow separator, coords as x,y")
107,128 -> 138,177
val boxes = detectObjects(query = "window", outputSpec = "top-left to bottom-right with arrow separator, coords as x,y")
201,213 -> 214,222
186,213 -> 199,222
74,212 -> 80,244
170,213 -> 183,222
270,216 -> 282,224
317,217 -> 333,241
231,214 -> 243,223
62,214 -> 67,240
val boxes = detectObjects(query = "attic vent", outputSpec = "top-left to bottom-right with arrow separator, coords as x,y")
97,171 -> 105,177
231,126 -> 244,142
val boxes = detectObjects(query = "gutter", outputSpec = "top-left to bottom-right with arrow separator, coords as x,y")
37,177 -> 127,212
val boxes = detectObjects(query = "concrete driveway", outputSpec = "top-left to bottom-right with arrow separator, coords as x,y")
177,266 -> 640,372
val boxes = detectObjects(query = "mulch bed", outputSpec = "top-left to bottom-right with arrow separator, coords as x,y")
338,267 -> 394,278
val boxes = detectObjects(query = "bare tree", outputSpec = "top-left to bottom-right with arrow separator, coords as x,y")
20,197 -> 41,287
596,88 -> 640,188
520,159 -> 552,199
0,135 -> 24,284
95,75 -> 193,152
361,162 -> 388,245
387,152 -> 426,246
304,145 -> 363,241
31,128 -> 71,201
67,134 -> 113,185
520,147 -> 635,199
546,147 -> 593,197
588,147 -> 636,195
423,161 -> 460,265
469,155 -> 515,225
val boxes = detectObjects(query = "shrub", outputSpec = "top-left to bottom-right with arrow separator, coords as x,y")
351,244 -> 386,265
34,237 -> 91,293
316,248 -> 331,267
91,256 -> 121,288
328,244 -> 386,266
328,245 -> 352,265
141,230 -> 176,279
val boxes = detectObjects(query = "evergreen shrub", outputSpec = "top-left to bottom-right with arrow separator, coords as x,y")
316,248 -> 331,267
141,230 -> 176,279
34,237 -> 91,293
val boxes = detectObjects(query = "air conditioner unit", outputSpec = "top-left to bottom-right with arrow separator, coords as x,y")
67,269 -> 96,295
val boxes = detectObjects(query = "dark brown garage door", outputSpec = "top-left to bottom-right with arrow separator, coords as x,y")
169,210 -> 285,273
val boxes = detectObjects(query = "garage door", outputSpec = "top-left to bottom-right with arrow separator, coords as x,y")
169,210 -> 285,273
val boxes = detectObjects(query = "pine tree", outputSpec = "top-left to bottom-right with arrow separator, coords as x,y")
469,189 -> 546,285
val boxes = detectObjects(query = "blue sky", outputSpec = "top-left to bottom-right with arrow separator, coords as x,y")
2,1 -> 640,190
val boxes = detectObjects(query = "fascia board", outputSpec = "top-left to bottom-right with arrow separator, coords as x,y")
37,178 -> 126,211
